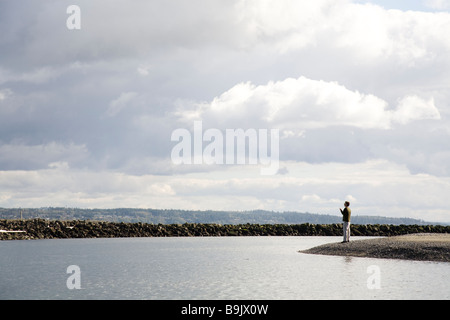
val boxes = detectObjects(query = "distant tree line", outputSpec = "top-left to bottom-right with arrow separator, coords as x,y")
0,207 -> 444,226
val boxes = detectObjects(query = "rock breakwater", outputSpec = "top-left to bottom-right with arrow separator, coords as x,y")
1,219 -> 449,240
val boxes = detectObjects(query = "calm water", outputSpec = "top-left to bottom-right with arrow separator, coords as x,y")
0,236 -> 448,300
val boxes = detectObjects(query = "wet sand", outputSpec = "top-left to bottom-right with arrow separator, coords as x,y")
301,233 -> 450,262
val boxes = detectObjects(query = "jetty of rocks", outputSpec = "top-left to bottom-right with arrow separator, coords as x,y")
1,219 -> 449,240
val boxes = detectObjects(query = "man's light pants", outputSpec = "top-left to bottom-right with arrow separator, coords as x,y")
343,221 -> 350,242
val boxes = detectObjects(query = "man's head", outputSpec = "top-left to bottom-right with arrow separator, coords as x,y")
344,201 -> 350,207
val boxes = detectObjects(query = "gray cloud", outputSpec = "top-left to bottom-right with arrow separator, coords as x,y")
1,0 -> 450,222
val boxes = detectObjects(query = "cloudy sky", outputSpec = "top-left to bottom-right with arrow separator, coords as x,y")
1,0 -> 450,223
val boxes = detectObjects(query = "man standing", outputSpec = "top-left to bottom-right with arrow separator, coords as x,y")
340,201 -> 351,243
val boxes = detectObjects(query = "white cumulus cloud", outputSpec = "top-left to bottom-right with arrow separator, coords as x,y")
178,76 -> 440,130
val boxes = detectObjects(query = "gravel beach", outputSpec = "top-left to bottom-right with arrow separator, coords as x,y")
301,233 -> 450,262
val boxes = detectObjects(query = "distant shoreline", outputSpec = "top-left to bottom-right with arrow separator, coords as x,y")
1,218 -> 449,241
1,208 -> 444,226
301,233 -> 450,262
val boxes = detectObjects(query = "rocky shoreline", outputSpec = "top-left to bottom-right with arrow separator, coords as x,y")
301,233 -> 450,262
1,219 -> 449,240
